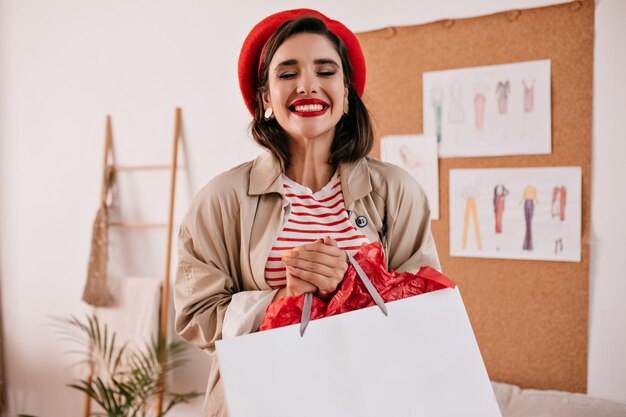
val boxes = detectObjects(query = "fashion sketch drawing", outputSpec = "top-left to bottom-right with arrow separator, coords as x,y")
520,185 -> 538,251
423,59 -> 551,158
552,185 -> 567,254
493,184 -> 509,251
449,167 -> 581,262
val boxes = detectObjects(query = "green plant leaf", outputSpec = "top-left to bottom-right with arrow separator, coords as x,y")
57,313 -> 202,417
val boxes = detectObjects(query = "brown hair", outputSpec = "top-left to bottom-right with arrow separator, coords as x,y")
250,16 -> 374,169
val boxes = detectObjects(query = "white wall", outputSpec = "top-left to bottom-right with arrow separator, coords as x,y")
0,1 -> 624,416
588,0 -> 626,403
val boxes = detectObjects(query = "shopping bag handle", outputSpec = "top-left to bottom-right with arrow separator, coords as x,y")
300,252 -> 388,336
347,253 -> 389,316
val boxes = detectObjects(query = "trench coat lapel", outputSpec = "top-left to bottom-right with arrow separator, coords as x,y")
339,158 -> 371,209
339,158 -> 382,244
248,153 -> 285,290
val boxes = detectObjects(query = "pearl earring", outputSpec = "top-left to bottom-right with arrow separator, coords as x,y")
264,107 -> 274,121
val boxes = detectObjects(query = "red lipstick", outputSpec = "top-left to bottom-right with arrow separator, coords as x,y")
289,98 -> 329,117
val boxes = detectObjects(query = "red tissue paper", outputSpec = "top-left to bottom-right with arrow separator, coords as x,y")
259,242 -> 456,331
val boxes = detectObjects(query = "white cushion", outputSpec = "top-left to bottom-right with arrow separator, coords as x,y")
492,381 -> 522,413
491,381 -> 626,417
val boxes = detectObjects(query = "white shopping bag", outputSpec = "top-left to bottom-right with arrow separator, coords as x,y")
216,287 -> 501,417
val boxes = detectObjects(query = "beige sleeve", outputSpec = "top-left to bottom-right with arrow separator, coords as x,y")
385,171 -> 441,274
222,290 -> 278,340
174,221 -> 233,353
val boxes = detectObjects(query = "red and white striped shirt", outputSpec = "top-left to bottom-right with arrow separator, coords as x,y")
264,172 -> 370,289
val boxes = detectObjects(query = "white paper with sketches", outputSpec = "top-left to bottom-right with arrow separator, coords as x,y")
424,59 -> 551,158
381,134 -> 440,219
449,166 -> 581,262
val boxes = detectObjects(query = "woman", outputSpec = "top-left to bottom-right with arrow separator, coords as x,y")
174,9 -> 439,416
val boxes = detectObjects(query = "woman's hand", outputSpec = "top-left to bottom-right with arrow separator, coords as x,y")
281,236 -> 348,301
273,267 -> 317,301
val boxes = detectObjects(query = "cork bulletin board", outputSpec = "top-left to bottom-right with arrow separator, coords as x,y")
356,1 -> 593,393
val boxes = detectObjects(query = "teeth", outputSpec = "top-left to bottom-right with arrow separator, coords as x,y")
294,104 -> 324,112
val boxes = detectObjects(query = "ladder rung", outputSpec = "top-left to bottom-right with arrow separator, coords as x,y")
111,164 -> 172,172
109,222 -> 168,228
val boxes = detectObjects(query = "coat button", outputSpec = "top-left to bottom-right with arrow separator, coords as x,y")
355,216 -> 368,228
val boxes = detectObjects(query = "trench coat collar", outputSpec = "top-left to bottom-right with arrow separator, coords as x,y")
248,151 -> 372,206
338,158 -> 371,210
249,152 -> 283,196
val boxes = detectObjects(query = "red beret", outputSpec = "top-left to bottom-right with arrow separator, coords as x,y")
238,9 -> 366,116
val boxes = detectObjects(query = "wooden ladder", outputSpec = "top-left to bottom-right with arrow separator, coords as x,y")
83,108 -> 182,417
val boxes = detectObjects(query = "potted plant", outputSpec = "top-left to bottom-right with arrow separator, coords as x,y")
55,314 -> 201,417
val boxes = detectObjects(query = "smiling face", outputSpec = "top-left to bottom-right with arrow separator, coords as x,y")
263,32 -> 348,146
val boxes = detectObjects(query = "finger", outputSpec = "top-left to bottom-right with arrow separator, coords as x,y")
282,239 -> 326,259
285,269 -> 317,293
284,249 -> 346,269
288,257 -> 339,277
286,265 -> 334,292
292,241 -> 344,257
322,235 -> 337,247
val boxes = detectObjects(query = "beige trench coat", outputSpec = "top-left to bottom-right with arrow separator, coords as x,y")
174,152 -> 440,416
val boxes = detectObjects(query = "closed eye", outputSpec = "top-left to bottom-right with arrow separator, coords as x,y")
277,72 -> 297,80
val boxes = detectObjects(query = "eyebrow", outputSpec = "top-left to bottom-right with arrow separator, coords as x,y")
274,58 -> 340,69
